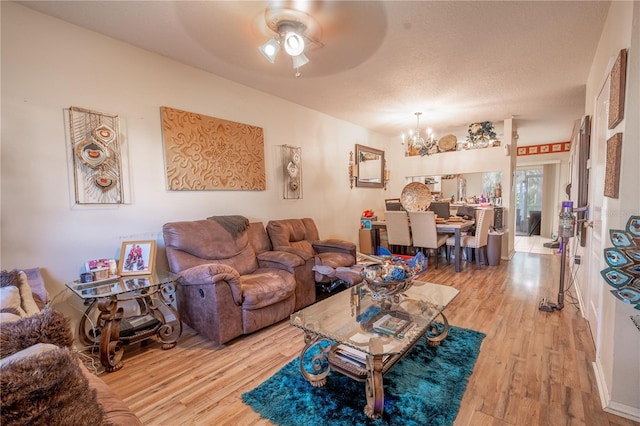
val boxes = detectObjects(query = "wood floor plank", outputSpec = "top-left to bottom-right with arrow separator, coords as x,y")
95,252 -> 639,426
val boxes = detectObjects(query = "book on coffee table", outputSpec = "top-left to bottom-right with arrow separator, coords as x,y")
372,314 -> 410,336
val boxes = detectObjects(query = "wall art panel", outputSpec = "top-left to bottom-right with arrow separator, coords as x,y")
69,106 -> 124,204
604,133 -> 622,198
160,106 -> 266,191
608,48 -> 627,129
282,145 -> 302,199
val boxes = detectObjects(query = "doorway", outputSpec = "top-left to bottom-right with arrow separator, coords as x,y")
516,167 -> 543,236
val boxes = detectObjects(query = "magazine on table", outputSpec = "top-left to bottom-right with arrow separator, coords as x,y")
372,314 -> 411,336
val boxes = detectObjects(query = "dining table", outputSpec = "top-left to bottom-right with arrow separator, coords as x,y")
370,218 -> 475,273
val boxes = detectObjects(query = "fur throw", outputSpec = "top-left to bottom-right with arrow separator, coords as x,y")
0,346 -> 104,426
0,308 -> 73,358
0,269 -> 21,288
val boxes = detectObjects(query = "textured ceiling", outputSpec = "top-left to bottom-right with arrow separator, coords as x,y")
20,1 -> 610,146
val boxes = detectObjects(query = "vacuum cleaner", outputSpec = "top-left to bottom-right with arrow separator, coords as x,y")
539,201 -> 577,312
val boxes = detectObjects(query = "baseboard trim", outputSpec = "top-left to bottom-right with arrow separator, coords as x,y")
592,360 -> 640,422
572,279 -> 587,317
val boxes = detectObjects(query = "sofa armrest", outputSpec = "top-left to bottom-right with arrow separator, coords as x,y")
78,362 -> 142,425
256,250 -> 305,271
313,238 -> 357,254
178,264 -> 243,305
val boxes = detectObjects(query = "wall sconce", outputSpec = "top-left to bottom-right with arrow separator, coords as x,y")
349,151 -> 358,188
384,161 -> 390,190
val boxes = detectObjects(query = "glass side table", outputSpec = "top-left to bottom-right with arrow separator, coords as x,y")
66,270 -> 182,372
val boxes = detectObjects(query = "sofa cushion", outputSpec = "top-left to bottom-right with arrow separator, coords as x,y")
0,308 -> 74,358
0,270 -> 40,319
240,269 -> 296,310
266,219 -> 318,259
0,344 -> 104,426
0,286 -> 26,319
163,219 -> 259,275
247,222 -> 272,255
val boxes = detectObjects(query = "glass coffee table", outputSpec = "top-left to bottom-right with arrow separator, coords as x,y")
290,280 -> 459,419
66,270 -> 182,372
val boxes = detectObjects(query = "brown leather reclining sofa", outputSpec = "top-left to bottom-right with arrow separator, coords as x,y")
162,216 -> 356,345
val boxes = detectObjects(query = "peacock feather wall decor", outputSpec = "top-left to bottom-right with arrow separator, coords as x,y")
600,215 -> 640,331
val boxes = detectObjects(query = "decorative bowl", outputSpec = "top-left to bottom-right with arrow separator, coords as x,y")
400,182 -> 431,212
361,262 -> 414,298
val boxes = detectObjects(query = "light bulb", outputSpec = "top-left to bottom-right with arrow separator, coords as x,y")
284,32 -> 305,56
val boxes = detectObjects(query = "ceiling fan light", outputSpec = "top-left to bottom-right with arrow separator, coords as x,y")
283,31 -> 305,56
291,52 -> 309,69
259,39 -> 280,63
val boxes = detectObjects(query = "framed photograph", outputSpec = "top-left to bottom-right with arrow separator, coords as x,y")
118,241 -> 156,275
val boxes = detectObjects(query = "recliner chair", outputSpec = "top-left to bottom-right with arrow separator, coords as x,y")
266,218 -> 359,291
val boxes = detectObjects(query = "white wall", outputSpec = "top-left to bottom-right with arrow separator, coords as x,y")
0,3 -> 390,311
578,1 -> 640,420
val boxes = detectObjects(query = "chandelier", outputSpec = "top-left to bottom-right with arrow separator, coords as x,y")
401,112 -> 438,156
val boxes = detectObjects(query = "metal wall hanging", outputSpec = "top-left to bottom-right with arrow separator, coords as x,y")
282,145 -> 302,199
161,106 -> 266,191
69,106 -> 124,204
600,215 -> 640,331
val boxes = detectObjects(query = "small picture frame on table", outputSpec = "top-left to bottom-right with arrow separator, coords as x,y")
118,240 -> 156,276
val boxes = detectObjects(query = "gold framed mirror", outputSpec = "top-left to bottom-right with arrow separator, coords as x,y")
355,144 -> 385,188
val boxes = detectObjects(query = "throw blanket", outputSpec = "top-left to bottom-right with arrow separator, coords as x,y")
207,215 -> 250,239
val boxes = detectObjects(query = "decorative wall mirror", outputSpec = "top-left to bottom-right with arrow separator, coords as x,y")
355,144 -> 385,188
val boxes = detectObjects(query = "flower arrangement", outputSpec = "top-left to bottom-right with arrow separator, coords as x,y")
466,121 -> 497,148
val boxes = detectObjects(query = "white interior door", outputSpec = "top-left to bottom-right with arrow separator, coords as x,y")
585,76 -> 610,345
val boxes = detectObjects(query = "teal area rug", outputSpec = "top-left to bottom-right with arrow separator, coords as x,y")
242,325 -> 485,426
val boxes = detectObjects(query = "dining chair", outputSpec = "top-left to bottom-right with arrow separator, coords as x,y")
385,198 -> 404,211
408,211 -> 449,268
384,211 -> 412,255
446,207 -> 493,269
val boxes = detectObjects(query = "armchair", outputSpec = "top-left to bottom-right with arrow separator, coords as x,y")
266,218 -> 359,291
162,216 -> 304,344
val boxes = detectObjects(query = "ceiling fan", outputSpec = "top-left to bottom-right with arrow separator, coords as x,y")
258,5 -> 324,77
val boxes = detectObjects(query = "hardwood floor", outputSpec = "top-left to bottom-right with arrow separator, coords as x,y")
98,253 -> 639,426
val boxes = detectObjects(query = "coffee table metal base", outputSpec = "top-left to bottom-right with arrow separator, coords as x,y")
296,312 -> 451,419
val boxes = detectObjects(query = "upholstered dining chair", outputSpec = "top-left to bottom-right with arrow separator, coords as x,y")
384,211 -> 413,255
446,207 -> 493,269
408,211 -> 449,269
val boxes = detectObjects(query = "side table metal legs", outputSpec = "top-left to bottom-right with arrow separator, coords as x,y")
98,297 -> 124,372
153,281 -> 182,349
78,282 -> 182,371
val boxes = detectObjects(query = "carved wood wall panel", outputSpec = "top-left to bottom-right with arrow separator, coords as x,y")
160,106 -> 266,191
604,133 -> 622,199
608,48 -> 627,129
